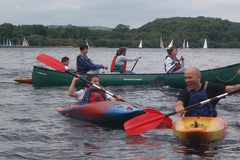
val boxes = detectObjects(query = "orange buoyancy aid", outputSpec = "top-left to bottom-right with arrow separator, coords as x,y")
110,56 -> 126,73
81,87 -> 108,104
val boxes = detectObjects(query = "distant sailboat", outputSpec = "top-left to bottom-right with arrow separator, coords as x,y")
167,39 -> 174,48
9,38 -> 12,46
22,37 -> 29,47
86,39 -> 90,48
138,40 -> 142,48
182,39 -> 186,49
203,38 -> 208,49
186,41 -> 189,48
160,37 -> 164,48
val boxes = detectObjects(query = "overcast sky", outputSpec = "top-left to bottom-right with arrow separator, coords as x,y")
0,0 -> 239,28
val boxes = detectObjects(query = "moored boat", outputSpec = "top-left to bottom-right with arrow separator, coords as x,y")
32,63 -> 240,88
56,101 -> 146,128
172,117 -> 228,143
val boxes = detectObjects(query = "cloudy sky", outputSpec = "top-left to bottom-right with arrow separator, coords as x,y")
0,0 -> 239,28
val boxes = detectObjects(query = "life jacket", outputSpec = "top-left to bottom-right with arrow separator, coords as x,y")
110,56 -> 126,73
174,58 -> 181,71
81,87 -> 108,104
185,81 -> 216,117
164,56 -> 181,72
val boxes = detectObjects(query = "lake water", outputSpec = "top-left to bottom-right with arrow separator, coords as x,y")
0,47 -> 240,160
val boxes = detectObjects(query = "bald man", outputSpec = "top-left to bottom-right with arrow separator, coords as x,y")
174,67 -> 240,117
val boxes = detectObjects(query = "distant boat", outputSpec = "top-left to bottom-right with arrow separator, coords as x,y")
167,39 -> 174,48
22,37 -> 29,47
160,37 -> 164,48
86,39 -> 90,48
203,38 -> 208,49
138,40 -> 142,48
186,41 -> 189,48
182,39 -> 186,49
9,38 -> 12,46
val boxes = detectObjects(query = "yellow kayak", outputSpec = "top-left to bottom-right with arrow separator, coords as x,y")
173,117 -> 228,143
14,78 -> 33,84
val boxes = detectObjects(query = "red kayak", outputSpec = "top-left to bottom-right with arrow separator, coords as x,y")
56,101 -> 146,128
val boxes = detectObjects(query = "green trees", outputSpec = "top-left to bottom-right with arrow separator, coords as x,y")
0,17 -> 239,48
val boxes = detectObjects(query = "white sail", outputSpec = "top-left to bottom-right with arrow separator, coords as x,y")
86,39 -> 90,48
167,39 -> 174,48
160,37 -> 164,48
138,40 -> 142,48
186,41 -> 189,48
203,38 -> 208,49
22,37 -> 29,47
182,39 -> 186,48
9,38 -> 12,46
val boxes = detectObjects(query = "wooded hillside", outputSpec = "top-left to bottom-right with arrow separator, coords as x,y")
0,17 -> 239,48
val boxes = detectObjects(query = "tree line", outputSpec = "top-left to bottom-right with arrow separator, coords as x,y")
0,16 -> 239,48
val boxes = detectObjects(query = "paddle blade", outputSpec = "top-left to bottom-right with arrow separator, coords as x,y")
124,108 -> 172,135
36,54 -> 67,71
151,76 -> 164,87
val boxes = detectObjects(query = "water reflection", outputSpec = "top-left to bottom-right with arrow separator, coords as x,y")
125,135 -> 150,145
173,141 -> 219,159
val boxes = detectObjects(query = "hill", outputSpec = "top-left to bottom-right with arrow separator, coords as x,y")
0,17 -> 239,48
134,17 -> 240,48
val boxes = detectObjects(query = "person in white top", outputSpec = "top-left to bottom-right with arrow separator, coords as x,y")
61,56 -> 69,70
110,47 -> 141,74
164,46 -> 186,73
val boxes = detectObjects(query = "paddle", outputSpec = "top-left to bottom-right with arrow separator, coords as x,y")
151,63 -> 176,87
124,88 -> 240,135
130,59 -> 139,72
36,54 -> 131,102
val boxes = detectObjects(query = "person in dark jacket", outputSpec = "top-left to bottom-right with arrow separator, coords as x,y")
76,44 -> 108,74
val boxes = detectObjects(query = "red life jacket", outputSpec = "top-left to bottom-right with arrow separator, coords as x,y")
110,56 -> 126,73
81,87 -> 108,104
175,61 -> 180,70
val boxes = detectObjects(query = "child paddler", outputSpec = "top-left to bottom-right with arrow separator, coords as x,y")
68,74 -> 122,104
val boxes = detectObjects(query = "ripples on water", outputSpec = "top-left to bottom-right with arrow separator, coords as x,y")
0,48 -> 240,159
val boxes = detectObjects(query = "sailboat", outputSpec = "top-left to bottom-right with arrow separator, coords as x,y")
167,39 -> 174,48
22,37 -> 29,47
86,39 -> 90,48
182,39 -> 186,49
186,41 -> 189,48
9,38 -> 12,46
203,38 -> 208,49
138,40 -> 142,48
160,37 -> 164,48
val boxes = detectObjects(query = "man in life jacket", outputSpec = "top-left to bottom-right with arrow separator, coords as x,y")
174,67 -> 240,117
164,46 -> 186,73
68,74 -> 122,104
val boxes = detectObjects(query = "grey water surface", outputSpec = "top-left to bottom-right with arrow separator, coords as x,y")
0,47 -> 240,160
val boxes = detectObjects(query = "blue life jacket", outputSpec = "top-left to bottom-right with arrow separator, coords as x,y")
81,87 -> 108,105
185,82 -> 216,117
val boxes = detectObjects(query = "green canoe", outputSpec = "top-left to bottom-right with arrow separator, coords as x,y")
32,63 -> 240,88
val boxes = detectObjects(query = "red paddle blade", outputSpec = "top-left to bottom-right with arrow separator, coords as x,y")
124,108 -> 172,135
36,54 -> 67,71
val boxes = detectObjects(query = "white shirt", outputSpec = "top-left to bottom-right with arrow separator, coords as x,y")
115,55 -> 140,64
164,57 -> 184,73
64,66 -> 69,70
